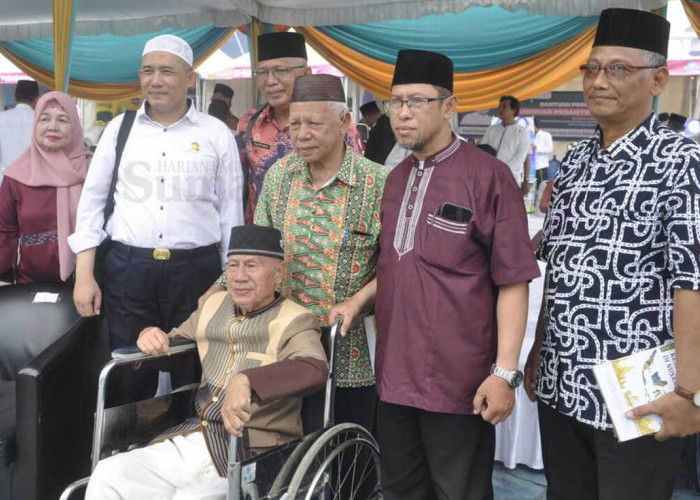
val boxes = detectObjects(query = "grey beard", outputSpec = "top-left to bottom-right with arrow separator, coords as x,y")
397,138 -> 425,152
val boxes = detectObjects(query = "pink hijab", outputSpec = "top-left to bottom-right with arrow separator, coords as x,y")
4,91 -> 91,281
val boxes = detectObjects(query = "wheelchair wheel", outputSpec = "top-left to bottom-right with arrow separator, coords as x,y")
285,423 -> 381,500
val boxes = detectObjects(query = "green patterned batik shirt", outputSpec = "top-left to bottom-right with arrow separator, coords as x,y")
255,147 -> 386,388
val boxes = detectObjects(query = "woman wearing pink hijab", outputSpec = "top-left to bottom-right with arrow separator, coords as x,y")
0,91 -> 91,283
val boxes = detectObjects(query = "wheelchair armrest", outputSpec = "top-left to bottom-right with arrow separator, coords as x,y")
110,337 -> 196,361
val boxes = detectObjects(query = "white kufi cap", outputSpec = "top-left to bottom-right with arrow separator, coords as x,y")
142,34 -> 193,67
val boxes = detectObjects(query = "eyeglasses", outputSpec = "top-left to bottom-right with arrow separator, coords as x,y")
579,63 -> 664,80
383,96 -> 449,113
252,65 -> 307,80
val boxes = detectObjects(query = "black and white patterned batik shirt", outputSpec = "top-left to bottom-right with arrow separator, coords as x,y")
536,113 -> 700,429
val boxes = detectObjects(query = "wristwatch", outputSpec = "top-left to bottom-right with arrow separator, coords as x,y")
490,364 -> 524,389
674,385 -> 700,407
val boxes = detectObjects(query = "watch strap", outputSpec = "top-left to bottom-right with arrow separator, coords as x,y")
674,385 -> 694,401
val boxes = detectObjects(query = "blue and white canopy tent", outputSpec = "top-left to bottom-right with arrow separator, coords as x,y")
0,0 -> 678,110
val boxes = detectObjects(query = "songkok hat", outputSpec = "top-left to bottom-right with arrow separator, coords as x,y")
391,49 -> 454,92
360,101 -> 380,115
227,225 -> 284,260
142,34 -> 194,67
213,83 -> 234,99
257,32 -> 307,62
593,8 -> 670,58
15,80 -> 38,101
208,99 -> 230,123
291,74 -> 345,103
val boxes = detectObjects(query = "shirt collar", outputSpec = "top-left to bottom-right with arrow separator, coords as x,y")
137,98 -> 198,126
294,146 -> 359,188
260,103 -> 288,131
234,292 -> 284,319
410,135 -> 461,168
595,112 -> 656,157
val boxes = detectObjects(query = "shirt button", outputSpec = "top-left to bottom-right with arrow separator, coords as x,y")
201,420 -> 208,427
412,187 -> 418,192
159,234 -> 163,239
212,396 -> 219,403
417,171 -> 423,177
160,205 -> 163,211
226,368 -> 233,374
161,178 -> 165,183
408,204 -> 413,210
162,152 -> 166,157
163,128 -> 167,133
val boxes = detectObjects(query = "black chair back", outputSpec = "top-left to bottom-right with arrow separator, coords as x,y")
0,284 -> 79,381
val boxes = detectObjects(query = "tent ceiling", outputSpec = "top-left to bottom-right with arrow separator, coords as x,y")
0,0 -> 667,40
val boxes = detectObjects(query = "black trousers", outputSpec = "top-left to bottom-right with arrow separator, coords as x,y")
103,243 -> 221,403
335,385 -> 378,433
538,402 -> 683,500
535,168 -> 548,192
377,400 -> 495,500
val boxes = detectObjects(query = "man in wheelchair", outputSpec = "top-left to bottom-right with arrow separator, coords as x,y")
86,225 -> 329,499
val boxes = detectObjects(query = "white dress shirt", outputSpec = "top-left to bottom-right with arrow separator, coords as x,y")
0,103 -> 34,180
534,129 -> 553,171
481,122 -> 530,182
68,102 -> 243,265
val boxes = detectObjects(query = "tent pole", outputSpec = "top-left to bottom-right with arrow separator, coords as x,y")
651,5 -> 668,114
52,0 -> 78,93
249,18 -> 262,106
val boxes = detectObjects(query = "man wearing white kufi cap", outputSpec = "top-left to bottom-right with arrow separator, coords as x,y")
69,34 -> 244,402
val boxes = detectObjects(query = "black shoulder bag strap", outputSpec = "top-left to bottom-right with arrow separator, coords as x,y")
103,109 -> 137,228
244,104 -> 267,145
495,123 -> 510,156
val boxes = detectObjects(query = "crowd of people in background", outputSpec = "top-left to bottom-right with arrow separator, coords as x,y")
0,6 -> 699,500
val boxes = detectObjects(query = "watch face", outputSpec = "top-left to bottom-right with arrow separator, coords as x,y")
511,370 -> 524,388
694,391 -> 700,407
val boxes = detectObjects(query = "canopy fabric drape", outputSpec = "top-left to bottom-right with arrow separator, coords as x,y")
315,7 -> 597,72
0,0 -> 666,40
297,11 -> 597,111
682,0 -> 700,38
0,25 -> 234,99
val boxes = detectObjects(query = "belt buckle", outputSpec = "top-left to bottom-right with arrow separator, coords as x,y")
153,248 -> 171,261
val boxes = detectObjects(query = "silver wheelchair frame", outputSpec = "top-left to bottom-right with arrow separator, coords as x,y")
61,319 -> 381,500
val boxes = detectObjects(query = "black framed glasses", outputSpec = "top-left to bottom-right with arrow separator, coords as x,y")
252,65 -> 307,80
579,63 -> 664,80
383,96 -> 449,113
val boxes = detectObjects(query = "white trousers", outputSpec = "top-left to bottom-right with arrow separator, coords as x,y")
85,431 -> 227,500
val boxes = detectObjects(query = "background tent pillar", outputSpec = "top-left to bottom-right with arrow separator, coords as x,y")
52,0 -> 77,92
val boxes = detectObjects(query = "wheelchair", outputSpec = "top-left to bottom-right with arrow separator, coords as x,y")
61,319 -> 382,499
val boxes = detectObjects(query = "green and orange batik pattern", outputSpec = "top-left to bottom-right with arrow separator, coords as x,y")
255,148 -> 386,387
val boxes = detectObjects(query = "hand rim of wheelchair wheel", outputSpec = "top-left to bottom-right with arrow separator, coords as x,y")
285,422 -> 381,500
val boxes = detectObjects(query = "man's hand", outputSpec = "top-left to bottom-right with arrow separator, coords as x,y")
328,297 -> 361,337
524,347 -> 540,402
198,283 -> 225,309
627,392 -> 700,440
521,180 -> 530,196
73,276 -> 102,317
473,374 -> 515,425
137,327 -> 171,356
222,374 -> 253,437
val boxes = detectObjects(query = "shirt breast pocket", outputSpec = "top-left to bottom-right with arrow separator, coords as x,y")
341,231 -> 378,260
418,214 -> 471,270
